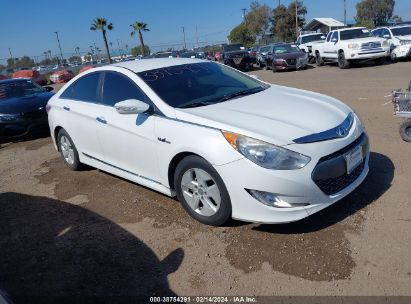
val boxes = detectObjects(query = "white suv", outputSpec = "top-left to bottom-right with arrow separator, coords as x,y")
372,25 -> 411,61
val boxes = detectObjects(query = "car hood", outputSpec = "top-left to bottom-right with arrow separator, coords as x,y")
0,92 -> 53,114
274,52 -> 305,59
343,37 -> 385,43
175,85 -> 352,146
396,35 -> 411,41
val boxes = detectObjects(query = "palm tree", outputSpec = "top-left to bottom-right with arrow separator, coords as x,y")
90,17 -> 113,63
75,46 -> 80,56
130,22 -> 149,56
43,51 -> 47,60
47,50 -> 51,59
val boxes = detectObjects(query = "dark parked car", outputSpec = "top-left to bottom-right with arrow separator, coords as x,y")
0,79 -> 54,142
220,44 -> 253,70
265,43 -> 308,72
180,51 -> 206,59
153,51 -> 180,58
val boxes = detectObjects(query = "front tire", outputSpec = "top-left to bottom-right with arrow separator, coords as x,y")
338,51 -> 350,69
400,119 -> 411,142
58,129 -> 82,171
390,52 -> 397,63
174,155 -> 232,226
315,52 -> 324,66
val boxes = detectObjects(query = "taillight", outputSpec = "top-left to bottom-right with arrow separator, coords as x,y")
46,104 -> 51,113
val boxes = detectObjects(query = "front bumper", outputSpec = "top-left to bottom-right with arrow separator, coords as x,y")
0,115 -> 48,142
347,48 -> 389,60
392,45 -> 411,58
214,129 -> 369,224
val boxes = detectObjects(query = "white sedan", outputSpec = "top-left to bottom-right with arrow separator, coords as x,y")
47,59 -> 369,226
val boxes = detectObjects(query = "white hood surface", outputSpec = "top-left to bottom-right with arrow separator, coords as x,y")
175,85 -> 352,146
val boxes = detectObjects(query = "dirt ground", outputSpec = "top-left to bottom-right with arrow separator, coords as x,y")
1,61 -> 411,299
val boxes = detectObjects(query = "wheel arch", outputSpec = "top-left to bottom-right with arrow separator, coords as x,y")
168,152 -> 203,190
54,126 -> 63,151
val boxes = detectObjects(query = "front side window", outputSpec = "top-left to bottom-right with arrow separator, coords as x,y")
331,32 -> 339,42
137,62 -> 268,109
102,72 -> 146,106
61,72 -> 100,102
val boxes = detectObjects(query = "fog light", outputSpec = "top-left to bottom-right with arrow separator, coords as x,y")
246,189 -> 309,208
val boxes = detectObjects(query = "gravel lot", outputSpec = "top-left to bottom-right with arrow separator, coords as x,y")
1,61 -> 411,299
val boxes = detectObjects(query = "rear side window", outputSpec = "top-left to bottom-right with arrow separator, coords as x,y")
60,72 -> 100,102
102,72 -> 146,107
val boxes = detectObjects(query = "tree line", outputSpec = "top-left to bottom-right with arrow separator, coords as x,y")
228,0 -> 401,48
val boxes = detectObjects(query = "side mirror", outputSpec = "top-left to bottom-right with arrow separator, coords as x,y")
44,86 -> 54,92
249,74 -> 259,80
331,38 -> 338,42
115,99 -> 151,114
383,34 -> 390,39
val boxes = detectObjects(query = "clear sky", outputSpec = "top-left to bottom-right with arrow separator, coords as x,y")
1,0 -> 410,60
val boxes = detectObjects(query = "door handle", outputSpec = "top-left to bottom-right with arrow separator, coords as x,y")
96,117 -> 107,124
63,106 -> 70,111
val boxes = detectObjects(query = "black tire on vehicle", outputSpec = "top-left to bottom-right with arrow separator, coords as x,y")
316,52 -> 324,66
338,51 -> 350,69
399,119 -> 411,142
376,57 -> 386,65
390,52 -> 397,63
174,155 -> 232,226
57,129 -> 82,171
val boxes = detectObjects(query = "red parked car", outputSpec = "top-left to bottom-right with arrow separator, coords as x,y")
12,70 -> 46,86
264,43 -> 308,72
49,69 -> 75,84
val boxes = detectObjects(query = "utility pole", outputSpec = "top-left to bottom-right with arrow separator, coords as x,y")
8,48 -> 14,70
241,8 -> 247,23
344,0 -> 347,26
196,25 -> 199,49
182,26 -> 187,50
295,0 -> 299,38
54,31 -> 64,63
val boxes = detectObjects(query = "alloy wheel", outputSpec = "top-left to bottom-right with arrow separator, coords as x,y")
180,168 -> 221,217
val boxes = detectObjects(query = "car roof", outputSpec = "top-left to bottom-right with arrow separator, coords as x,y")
0,78 -> 31,84
112,58 -> 206,73
336,27 -> 366,32
300,32 -> 324,36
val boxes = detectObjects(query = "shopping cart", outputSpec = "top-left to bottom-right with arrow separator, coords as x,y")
392,81 -> 411,142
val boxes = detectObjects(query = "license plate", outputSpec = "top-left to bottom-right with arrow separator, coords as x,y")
344,145 -> 363,174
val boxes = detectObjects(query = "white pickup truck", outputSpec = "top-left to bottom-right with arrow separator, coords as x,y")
296,32 -> 326,62
312,27 -> 390,69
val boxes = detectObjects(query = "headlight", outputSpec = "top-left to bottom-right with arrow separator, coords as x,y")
400,40 -> 411,45
348,43 -> 360,49
222,131 -> 311,170
0,114 -> 20,122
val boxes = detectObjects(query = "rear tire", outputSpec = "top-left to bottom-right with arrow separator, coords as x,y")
174,155 -> 232,226
338,51 -> 350,69
400,119 -> 411,142
57,129 -> 82,171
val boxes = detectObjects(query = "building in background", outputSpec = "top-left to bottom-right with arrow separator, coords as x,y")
304,18 -> 345,34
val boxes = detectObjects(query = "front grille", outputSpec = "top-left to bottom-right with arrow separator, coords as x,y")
286,58 -> 296,65
315,161 -> 365,195
361,41 -> 382,51
312,133 -> 368,195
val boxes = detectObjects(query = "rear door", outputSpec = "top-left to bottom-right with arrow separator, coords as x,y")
58,72 -> 105,160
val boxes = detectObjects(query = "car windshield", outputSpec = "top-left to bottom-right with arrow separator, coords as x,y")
391,26 -> 411,36
224,44 -> 245,52
0,80 -> 46,100
137,62 -> 268,108
340,29 -> 372,40
301,34 -> 326,44
273,44 -> 300,54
